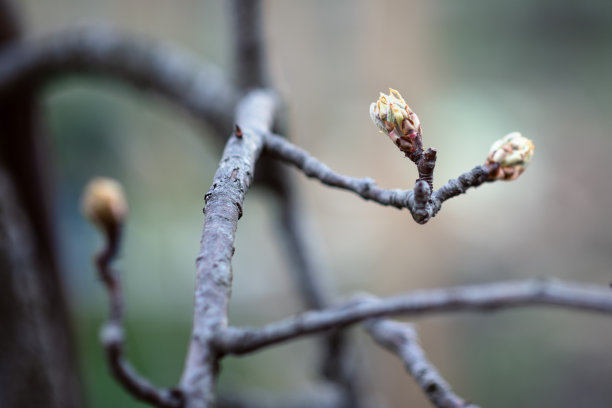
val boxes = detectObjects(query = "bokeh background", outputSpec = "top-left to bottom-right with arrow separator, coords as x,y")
17,0 -> 612,407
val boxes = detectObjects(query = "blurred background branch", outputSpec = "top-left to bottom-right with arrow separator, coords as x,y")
364,319 -> 480,408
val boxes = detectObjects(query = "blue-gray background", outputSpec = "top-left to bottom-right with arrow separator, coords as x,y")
20,1 -> 612,407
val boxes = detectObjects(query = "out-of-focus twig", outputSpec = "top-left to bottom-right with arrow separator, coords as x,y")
0,26 -> 238,136
231,0 -> 266,90
86,182 -> 182,408
365,319 -> 479,408
217,384 -> 343,408
217,279 -> 612,354
277,189 -> 364,408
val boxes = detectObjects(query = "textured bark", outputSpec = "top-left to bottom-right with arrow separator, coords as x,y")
179,90 -> 278,408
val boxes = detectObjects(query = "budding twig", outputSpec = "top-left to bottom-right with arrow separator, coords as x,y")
82,178 -> 181,408
263,132 -> 501,224
369,89 -> 535,223
370,89 -> 438,194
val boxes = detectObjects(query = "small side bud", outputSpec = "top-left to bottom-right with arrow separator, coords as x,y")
81,177 -> 128,232
234,124 -> 243,139
370,88 -> 422,157
486,132 -> 535,181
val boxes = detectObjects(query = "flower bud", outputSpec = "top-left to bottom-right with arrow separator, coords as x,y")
370,88 -> 422,157
81,177 -> 128,231
486,132 -> 534,181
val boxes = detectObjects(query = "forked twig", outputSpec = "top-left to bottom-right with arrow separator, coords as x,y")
263,132 -> 493,224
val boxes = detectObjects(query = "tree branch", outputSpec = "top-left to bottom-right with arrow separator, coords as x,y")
0,26 -> 238,136
231,0 -> 267,90
216,279 -> 612,355
364,319 -> 479,408
262,133 -> 494,224
179,89 -> 278,408
93,213 -> 181,408
276,187 -> 364,408
230,1 -> 363,403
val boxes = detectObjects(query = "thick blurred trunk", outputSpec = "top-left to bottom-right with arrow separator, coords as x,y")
0,1 -> 82,407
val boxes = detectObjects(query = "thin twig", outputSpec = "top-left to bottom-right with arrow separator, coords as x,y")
178,89 -> 278,408
216,384 -> 343,408
365,319 -> 479,408
263,133 -> 415,208
94,223 -> 182,408
0,26 -> 238,136
216,278 -> 612,355
430,166 -> 491,211
263,132 -> 493,224
231,0 -> 266,89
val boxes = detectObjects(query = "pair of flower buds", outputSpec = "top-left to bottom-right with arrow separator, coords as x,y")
82,89 -> 534,231
370,88 -> 534,181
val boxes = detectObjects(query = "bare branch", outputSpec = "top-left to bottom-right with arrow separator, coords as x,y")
263,133 -> 416,207
277,190 -> 330,309
216,279 -> 612,355
0,26 -> 238,136
276,188 -> 364,408
93,214 -> 181,408
262,133 -> 496,224
179,89 -> 278,408
365,319 -> 479,408
231,0 -> 267,89
431,166 -> 491,211
230,0 -> 362,400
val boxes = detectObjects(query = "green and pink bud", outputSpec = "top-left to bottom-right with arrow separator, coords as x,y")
370,88 -> 422,157
486,132 -> 535,181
